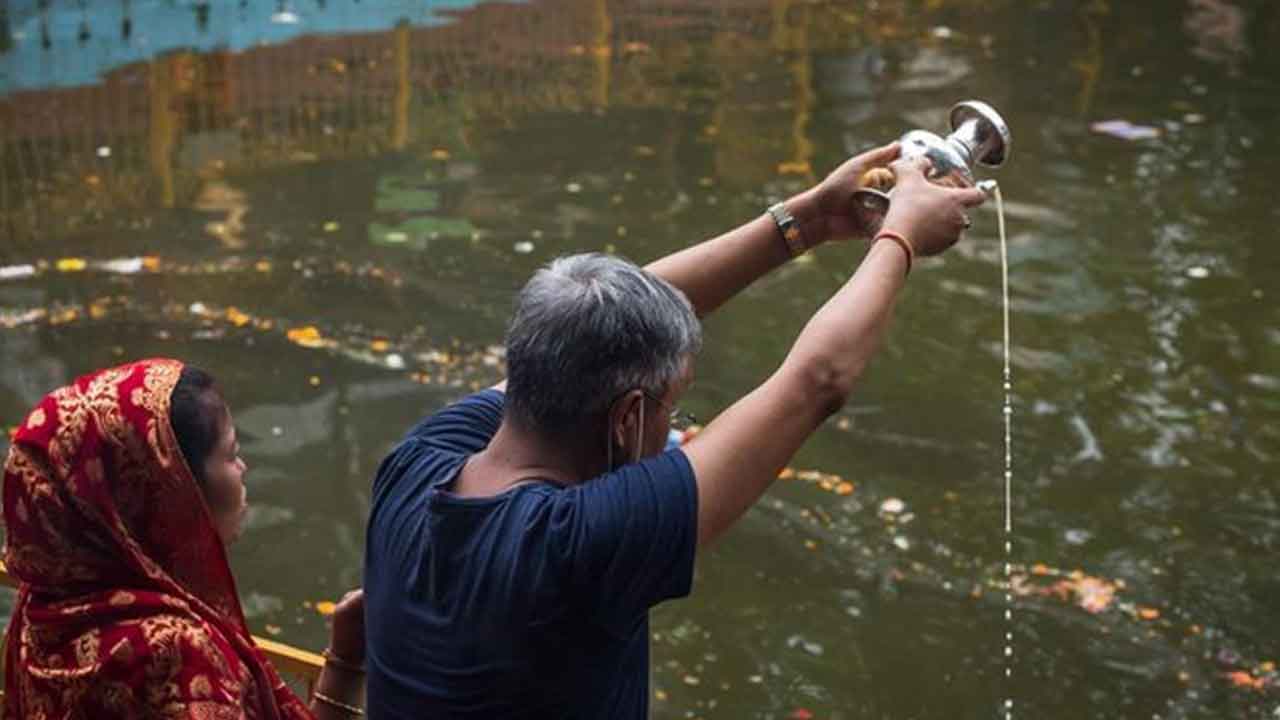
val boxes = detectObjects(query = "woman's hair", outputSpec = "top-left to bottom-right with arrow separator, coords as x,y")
169,365 -> 228,487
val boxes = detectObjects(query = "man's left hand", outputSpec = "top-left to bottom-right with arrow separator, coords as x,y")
791,141 -> 901,246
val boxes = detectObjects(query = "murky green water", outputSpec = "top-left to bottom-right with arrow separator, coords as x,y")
4,1 -> 1280,717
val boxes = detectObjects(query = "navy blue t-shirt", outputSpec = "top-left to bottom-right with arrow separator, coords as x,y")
364,390 -> 699,719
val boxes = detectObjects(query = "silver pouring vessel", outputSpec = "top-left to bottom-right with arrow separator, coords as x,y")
852,100 -> 1011,235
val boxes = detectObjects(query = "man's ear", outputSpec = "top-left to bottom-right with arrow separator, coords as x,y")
608,390 -> 643,449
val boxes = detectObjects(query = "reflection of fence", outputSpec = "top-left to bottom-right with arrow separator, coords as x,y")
0,0 -> 848,248
0,560 -> 325,699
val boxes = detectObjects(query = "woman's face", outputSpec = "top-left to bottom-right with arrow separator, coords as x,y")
202,409 -> 249,546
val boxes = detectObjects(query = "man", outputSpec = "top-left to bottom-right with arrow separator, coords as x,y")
363,143 -> 985,718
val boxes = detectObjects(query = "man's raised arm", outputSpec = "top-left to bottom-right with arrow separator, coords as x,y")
493,143 -> 901,393
645,143 -> 900,318
683,156 -> 987,547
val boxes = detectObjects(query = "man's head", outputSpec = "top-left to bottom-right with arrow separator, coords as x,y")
505,253 -> 701,470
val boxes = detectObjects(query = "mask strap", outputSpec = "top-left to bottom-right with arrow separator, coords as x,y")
632,400 -> 644,464
606,422 -> 614,472
605,393 -> 646,472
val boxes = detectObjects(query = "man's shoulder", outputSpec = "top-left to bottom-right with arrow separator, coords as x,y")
400,389 -> 505,450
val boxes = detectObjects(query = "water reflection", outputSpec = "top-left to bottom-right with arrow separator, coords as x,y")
4,0 -> 1280,717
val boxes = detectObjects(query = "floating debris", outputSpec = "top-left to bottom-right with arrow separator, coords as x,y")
225,307 -> 252,327
1223,670 -> 1267,691
1090,120 -> 1162,141
1010,567 -> 1121,614
785,635 -> 824,657
99,257 -> 144,274
0,264 -> 37,280
1063,528 -> 1093,546
286,326 -> 329,349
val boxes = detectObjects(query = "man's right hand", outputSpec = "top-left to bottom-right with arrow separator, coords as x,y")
880,155 -> 987,257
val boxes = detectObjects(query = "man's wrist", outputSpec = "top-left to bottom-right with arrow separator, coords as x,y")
785,191 -> 828,249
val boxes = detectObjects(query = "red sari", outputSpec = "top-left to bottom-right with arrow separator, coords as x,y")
2,359 -> 312,720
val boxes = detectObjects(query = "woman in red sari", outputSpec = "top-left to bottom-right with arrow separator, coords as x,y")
2,358 -> 365,719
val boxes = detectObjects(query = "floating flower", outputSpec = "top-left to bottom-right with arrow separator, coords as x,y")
1224,670 -> 1265,691
286,326 -> 326,348
225,307 -> 251,327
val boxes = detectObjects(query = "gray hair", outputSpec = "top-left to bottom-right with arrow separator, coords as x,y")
504,253 -> 702,435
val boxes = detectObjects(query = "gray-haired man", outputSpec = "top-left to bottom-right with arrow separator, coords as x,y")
364,146 -> 985,719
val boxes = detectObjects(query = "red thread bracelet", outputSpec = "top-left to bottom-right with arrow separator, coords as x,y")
873,230 -> 915,277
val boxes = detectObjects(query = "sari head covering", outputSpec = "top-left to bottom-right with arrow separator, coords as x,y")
2,359 -> 311,720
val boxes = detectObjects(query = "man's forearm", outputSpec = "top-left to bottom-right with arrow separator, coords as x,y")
782,239 -> 908,409
684,239 -> 909,546
645,193 -> 822,318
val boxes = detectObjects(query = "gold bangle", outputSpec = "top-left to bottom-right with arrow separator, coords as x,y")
873,230 -> 914,277
314,690 -> 365,717
323,648 -> 366,675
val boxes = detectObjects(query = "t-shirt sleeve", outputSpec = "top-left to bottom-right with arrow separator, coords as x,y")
403,388 -> 505,455
547,449 -> 699,636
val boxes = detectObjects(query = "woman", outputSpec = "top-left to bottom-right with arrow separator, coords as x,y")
2,358 -> 365,719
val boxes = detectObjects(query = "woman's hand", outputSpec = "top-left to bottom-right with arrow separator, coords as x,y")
789,142 -> 901,245
325,588 -> 365,665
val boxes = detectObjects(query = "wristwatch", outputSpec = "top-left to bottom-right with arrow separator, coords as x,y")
767,202 -> 807,258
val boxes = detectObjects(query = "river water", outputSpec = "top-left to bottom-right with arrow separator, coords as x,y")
3,1 -> 1279,717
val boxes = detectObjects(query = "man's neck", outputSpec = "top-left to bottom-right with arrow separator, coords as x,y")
455,420 -> 601,497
